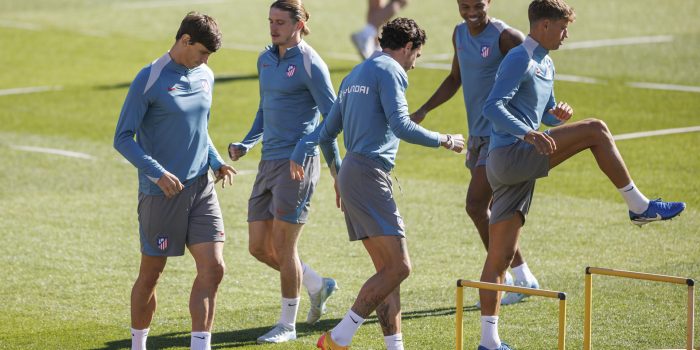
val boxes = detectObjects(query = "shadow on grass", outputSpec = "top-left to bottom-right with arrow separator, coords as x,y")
95,305 -> 475,349
95,66 -> 354,91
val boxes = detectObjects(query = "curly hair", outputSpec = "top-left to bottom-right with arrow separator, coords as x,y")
378,17 -> 426,50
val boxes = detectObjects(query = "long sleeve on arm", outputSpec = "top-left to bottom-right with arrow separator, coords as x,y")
483,53 -> 533,139
380,69 -> 440,147
207,133 -> 225,171
113,71 -> 166,182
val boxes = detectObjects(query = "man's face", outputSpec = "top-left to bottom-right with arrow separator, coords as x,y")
269,7 -> 300,47
458,0 -> 490,30
542,18 -> 570,50
182,41 -> 212,68
401,44 -> 422,71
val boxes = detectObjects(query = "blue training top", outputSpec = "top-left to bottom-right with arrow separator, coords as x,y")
315,51 -> 440,172
483,36 -> 563,151
238,40 -> 340,166
114,52 -> 225,196
456,18 -> 515,137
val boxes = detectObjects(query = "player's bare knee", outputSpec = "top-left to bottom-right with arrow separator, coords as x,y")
466,197 -> 489,221
199,261 -> 225,285
584,118 -> 613,143
393,260 -> 412,281
248,244 -> 270,262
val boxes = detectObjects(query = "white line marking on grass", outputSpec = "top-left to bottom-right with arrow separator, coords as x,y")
555,74 -> 601,84
10,145 -> 96,160
627,82 -> 700,94
115,0 -> 226,9
0,86 -> 62,96
560,35 -> 674,50
613,126 -> 700,141
0,20 -> 42,31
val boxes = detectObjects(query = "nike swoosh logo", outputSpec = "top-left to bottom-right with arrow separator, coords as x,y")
486,320 -> 496,324
288,303 -> 297,307
349,316 -> 359,324
193,335 -> 206,339
623,186 -> 635,192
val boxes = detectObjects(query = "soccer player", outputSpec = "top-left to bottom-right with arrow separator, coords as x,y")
227,0 -> 340,344
306,18 -> 466,350
351,0 -> 409,60
477,1 -> 686,349
113,12 -> 236,350
411,0 -> 539,306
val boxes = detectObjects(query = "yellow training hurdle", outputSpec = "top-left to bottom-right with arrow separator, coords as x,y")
584,267 -> 696,350
455,279 -> 567,350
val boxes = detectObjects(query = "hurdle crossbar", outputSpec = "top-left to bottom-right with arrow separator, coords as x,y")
584,266 -> 696,350
455,279 -> 567,350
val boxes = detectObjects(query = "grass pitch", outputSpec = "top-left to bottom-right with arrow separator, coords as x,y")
0,1 -> 698,349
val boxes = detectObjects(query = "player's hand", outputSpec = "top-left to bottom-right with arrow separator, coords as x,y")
290,160 -> 305,181
441,133 -> 465,153
548,101 -> 573,122
157,171 -> 184,199
409,108 -> 427,124
333,178 -> 343,211
524,130 -> 556,155
228,143 -> 247,161
214,164 -> 237,188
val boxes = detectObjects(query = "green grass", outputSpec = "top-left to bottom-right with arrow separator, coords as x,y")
0,1 -> 699,349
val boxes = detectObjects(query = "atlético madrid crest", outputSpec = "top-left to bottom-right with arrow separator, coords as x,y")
156,236 -> 168,251
286,64 -> 296,78
480,45 -> 491,58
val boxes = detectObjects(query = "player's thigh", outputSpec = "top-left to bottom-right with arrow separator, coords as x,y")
188,241 -> 225,272
467,165 -> 492,206
548,119 -> 601,168
249,220 -> 274,252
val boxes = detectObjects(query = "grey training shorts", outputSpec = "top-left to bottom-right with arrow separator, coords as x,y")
337,152 -> 405,241
248,155 -> 320,224
138,174 -> 225,257
465,135 -> 490,170
486,140 -> 549,225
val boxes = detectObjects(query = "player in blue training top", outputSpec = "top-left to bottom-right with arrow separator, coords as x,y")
306,18 -> 465,350
227,0 -> 342,344
113,12 -> 236,350
477,1 -> 686,349
411,0 -> 539,307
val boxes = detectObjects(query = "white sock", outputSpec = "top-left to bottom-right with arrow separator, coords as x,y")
511,262 -> 534,284
131,327 -> 148,350
358,23 -> 377,40
190,331 -> 211,350
480,315 -> 501,349
302,262 -> 323,295
279,297 -> 300,329
618,181 -> 650,214
331,309 -> 365,346
384,333 -> 404,350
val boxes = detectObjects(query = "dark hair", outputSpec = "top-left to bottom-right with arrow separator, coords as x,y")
378,17 -> 426,50
175,12 -> 222,52
528,0 -> 576,24
270,0 -> 311,36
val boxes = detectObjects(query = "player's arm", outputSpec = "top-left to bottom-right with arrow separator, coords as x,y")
483,52 -> 534,138
207,133 -> 237,188
228,79 -> 265,161
318,100 -> 345,209
290,57 -> 342,179
411,27 -> 461,124
499,27 -> 525,55
113,69 -> 183,197
381,69 -> 464,152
